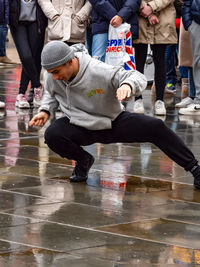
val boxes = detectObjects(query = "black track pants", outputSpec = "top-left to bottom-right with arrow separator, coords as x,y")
44,112 -> 197,171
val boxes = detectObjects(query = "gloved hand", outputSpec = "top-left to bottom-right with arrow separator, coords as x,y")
116,84 -> 132,101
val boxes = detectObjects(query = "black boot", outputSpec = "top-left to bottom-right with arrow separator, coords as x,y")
70,153 -> 94,182
190,165 -> 200,189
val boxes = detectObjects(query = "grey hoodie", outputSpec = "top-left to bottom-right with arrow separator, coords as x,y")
40,49 -> 147,130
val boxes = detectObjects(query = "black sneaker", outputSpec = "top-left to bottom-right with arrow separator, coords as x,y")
70,153 -> 94,182
191,165 -> 200,189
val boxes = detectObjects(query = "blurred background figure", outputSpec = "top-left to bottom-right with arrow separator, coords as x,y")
0,0 -> 16,66
178,0 -> 200,115
132,0 -> 177,116
164,0 -> 182,93
38,0 -> 91,45
176,19 -> 195,109
88,0 -> 141,62
8,0 -> 47,109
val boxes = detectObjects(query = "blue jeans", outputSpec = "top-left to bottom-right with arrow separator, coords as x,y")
188,67 -> 196,98
179,66 -> 188,79
165,44 -> 177,86
0,24 -> 8,56
92,33 -> 108,62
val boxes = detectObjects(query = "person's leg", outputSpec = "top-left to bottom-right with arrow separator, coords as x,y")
188,67 -> 196,99
91,33 -> 108,62
175,67 -> 194,108
165,44 -> 177,90
28,23 -> 45,106
110,111 -> 197,170
28,28 -> 46,103
10,22 -> 41,94
131,44 -> 148,113
133,44 -> 148,74
151,44 -> 166,101
0,24 -> 7,57
44,117 -> 97,182
188,21 -> 200,104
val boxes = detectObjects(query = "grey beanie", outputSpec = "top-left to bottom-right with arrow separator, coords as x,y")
41,41 -> 75,70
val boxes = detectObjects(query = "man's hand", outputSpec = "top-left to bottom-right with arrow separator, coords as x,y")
110,15 -> 123,28
29,111 -> 49,127
148,14 -> 160,25
140,5 -> 153,18
116,84 -> 131,101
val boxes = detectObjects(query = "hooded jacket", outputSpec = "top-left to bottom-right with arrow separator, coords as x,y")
40,48 -> 147,130
0,0 -> 9,24
182,0 -> 200,30
89,0 -> 141,39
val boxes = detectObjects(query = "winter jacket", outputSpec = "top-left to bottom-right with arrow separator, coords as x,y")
0,0 -> 9,24
89,0 -> 141,39
40,47 -> 147,130
38,0 -> 92,43
8,0 -> 47,32
133,0 -> 177,44
182,0 -> 200,30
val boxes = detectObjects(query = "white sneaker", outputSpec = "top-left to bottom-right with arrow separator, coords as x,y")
33,86 -> 44,107
179,104 -> 200,115
0,101 -> 5,108
133,99 -> 144,114
15,94 -> 30,109
175,97 -> 194,108
154,100 -> 166,115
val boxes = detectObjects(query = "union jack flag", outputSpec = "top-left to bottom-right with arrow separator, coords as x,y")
124,31 -> 136,70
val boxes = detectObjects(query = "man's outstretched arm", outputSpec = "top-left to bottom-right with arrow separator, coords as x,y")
29,111 -> 50,127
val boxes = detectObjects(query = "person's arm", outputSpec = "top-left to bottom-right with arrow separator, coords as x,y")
37,0 -> 59,20
29,111 -> 49,127
89,0 -> 118,21
117,0 -> 141,21
76,1 -> 92,23
113,67 -> 147,100
182,0 -> 192,30
110,0 -> 141,27
140,0 -> 174,18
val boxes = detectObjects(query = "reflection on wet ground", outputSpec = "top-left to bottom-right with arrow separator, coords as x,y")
0,66 -> 200,266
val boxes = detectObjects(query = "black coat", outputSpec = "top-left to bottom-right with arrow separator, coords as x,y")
0,0 -> 9,24
182,0 -> 200,30
8,0 -> 47,32
89,0 -> 141,39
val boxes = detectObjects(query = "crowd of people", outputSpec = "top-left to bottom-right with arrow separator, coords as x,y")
1,0 -> 200,188
0,0 -> 199,115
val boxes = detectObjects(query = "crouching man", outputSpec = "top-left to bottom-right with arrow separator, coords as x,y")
29,41 -> 200,189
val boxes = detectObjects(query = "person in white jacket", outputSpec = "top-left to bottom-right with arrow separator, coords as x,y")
38,0 -> 91,44
29,41 -> 200,189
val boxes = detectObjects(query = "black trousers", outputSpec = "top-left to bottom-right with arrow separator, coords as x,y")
10,21 -> 42,94
44,112 -> 197,171
133,44 -> 166,101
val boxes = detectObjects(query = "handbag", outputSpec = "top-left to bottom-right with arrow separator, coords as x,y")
105,23 -> 135,70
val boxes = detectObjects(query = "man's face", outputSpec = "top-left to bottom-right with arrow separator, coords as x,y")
47,61 -> 73,82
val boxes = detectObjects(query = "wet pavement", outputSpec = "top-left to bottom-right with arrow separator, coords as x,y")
0,62 -> 200,266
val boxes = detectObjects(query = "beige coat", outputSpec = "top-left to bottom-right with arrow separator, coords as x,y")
38,0 -> 92,43
133,0 -> 177,44
178,20 -> 193,67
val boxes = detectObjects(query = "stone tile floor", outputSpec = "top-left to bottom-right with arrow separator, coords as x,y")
0,63 -> 200,266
